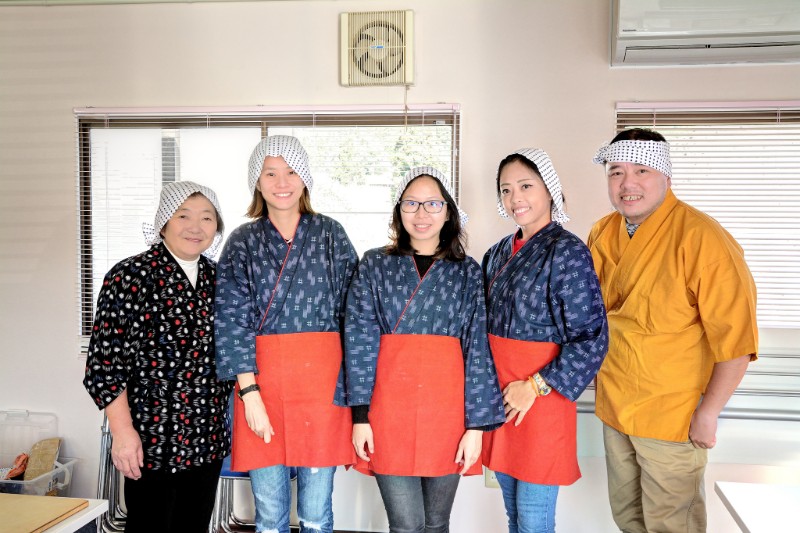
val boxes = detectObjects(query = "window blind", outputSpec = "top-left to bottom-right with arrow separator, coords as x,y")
616,103 -> 800,329
76,105 -> 461,342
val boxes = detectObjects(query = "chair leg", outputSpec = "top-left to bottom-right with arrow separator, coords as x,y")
214,477 -> 254,533
96,415 -> 126,533
208,477 -> 224,533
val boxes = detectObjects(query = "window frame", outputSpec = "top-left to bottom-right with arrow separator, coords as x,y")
615,100 -> 800,332
76,104 -> 461,340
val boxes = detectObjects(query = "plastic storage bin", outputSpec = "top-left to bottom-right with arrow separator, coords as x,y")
0,409 -> 76,496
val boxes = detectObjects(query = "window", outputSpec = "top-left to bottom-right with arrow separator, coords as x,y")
77,105 -> 460,343
616,102 -> 800,331
615,102 -> 800,411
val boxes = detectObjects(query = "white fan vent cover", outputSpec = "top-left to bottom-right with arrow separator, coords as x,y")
340,10 -> 414,87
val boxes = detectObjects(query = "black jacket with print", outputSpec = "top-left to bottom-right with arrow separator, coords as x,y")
84,243 -> 232,473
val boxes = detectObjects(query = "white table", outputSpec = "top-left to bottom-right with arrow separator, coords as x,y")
44,498 -> 108,533
715,481 -> 800,533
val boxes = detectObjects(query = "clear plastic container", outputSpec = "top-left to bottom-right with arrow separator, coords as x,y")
0,410 -> 75,496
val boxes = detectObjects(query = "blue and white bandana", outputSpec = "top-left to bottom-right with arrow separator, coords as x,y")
593,140 -> 672,178
248,135 -> 313,194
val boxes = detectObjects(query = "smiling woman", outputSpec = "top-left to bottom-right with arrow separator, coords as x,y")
213,135 -> 359,533
339,165 -> 505,533
483,148 -> 608,533
83,181 -> 233,533
498,159 -> 554,240
160,193 -> 221,261
398,176 -> 448,255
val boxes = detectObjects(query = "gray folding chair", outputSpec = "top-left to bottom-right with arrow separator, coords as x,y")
95,415 -> 126,533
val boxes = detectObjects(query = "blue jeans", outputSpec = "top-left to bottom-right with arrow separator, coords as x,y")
374,473 -> 461,533
495,471 -> 559,533
249,465 -> 336,533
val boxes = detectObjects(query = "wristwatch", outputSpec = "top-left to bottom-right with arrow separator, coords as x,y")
530,373 -> 552,397
237,383 -> 261,400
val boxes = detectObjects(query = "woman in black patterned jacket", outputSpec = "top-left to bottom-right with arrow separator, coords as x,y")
83,181 -> 232,533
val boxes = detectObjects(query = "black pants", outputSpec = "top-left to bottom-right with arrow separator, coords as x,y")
374,473 -> 461,533
123,459 -> 222,533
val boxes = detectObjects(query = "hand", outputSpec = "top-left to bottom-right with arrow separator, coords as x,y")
111,425 -> 143,480
352,423 -> 374,462
243,394 -> 274,444
455,429 -> 482,475
503,380 -> 537,427
688,355 -> 750,450
688,408 -> 718,449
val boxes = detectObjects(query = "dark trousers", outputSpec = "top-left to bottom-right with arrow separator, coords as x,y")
375,473 -> 461,533
123,459 -> 222,533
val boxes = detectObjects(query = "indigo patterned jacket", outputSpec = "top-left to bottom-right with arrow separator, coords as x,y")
214,213 -> 358,381
336,248 -> 505,429
483,222 -> 609,401
83,243 -> 232,473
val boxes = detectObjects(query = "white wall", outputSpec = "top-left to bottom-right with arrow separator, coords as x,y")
1,1 -> 798,531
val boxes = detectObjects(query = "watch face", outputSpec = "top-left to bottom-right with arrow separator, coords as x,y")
532,374 -> 551,396
352,20 -> 405,79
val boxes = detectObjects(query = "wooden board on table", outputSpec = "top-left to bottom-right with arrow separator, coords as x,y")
0,493 -> 88,533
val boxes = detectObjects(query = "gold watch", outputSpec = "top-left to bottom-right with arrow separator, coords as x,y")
531,373 -> 552,396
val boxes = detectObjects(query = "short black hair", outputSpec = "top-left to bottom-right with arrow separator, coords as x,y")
611,128 -> 666,143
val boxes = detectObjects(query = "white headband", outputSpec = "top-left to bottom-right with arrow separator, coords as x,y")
497,148 -> 570,226
592,140 -> 672,178
248,135 -> 313,195
142,181 -> 224,258
394,166 -> 468,226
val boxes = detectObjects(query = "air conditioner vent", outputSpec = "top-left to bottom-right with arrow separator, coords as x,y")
340,10 -> 414,87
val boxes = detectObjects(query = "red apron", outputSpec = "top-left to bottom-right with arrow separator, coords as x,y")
231,331 -> 355,471
482,334 -> 580,485
357,333 -> 481,477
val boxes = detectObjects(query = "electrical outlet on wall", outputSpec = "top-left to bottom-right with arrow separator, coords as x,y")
484,467 -> 499,488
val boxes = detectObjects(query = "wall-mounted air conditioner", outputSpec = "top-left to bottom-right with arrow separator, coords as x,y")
612,0 -> 800,66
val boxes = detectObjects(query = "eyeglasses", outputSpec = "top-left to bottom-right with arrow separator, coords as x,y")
399,200 -> 446,214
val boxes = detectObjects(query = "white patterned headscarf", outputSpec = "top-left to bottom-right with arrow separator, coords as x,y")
592,139 -> 672,178
497,148 -> 570,225
248,135 -> 313,195
394,166 -> 468,226
142,181 -> 224,258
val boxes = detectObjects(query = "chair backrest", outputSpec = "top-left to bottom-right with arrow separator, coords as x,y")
220,455 -> 249,480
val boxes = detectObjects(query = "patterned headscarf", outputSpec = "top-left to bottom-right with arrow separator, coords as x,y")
592,139 -> 672,178
142,181 -> 224,258
394,165 -> 468,226
248,135 -> 313,195
497,148 -> 570,225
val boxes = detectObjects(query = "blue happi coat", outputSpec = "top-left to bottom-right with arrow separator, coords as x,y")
336,248 -> 505,429
483,222 -> 609,401
215,213 -> 358,380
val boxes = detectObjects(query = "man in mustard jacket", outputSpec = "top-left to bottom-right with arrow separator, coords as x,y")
588,128 -> 758,533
